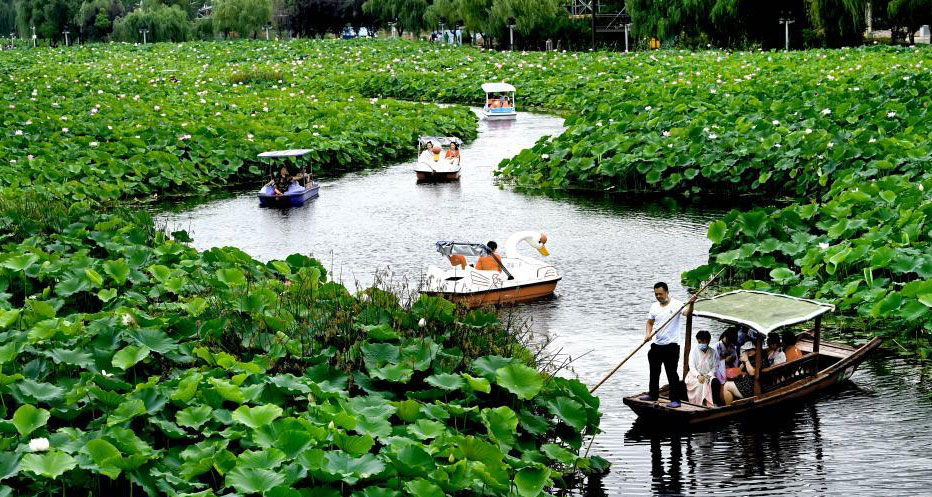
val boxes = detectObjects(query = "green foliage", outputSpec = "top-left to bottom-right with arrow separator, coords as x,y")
111,3 -> 191,42
214,0 -> 272,38
0,192 -> 602,494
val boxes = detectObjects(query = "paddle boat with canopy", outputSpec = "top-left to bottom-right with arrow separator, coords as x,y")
420,231 -> 560,307
413,136 -> 462,182
257,149 -> 320,207
623,290 -> 882,426
480,83 -> 517,121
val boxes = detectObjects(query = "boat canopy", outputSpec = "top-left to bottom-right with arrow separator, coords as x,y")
481,82 -> 516,93
418,136 -> 462,147
435,241 -> 491,258
692,290 -> 834,334
258,149 -> 313,159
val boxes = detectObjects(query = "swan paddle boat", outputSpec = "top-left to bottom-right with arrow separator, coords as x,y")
421,231 -> 560,307
480,82 -> 517,121
257,149 -> 320,207
414,136 -> 462,182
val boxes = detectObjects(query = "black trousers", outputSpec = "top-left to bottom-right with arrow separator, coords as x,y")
711,378 -> 723,406
648,343 -> 681,402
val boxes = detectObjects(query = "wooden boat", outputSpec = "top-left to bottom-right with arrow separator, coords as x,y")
623,290 -> 882,427
257,149 -> 320,207
421,232 -> 560,308
413,136 -> 462,182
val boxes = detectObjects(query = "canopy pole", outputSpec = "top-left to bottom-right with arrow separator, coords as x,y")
682,301 -> 694,377
753,335 -> 763,397
812,314 -> 822,373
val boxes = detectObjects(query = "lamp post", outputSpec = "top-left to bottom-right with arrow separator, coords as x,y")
265,23 -> 271,41
388,21 -> 396,39
456,20 -> 463,46
62,30 -> 69,47
779,17 -> 794,51
507,17 -> 516,51
624,23 -> 631,52
31,26 -> 36,48
139,28 -> 148,44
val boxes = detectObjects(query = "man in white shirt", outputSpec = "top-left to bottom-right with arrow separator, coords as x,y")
639,281 -> 690,408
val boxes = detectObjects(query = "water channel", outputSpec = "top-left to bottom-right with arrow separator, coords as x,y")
158,111 -> 932,496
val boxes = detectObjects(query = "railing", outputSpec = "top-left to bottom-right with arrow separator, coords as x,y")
759,354 -> 821,392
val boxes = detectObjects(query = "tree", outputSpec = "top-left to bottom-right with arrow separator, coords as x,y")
214,0 -> 272,38
111,3 -> 191,41
362,0 -> 428,35
285,0 -> 369,37
75,0 -> 124,40
887,0 -> 932,44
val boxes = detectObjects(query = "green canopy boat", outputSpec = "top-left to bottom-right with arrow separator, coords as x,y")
624,290 -> 882,427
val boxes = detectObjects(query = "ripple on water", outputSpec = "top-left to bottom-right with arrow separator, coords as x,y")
157,111 -> 932,497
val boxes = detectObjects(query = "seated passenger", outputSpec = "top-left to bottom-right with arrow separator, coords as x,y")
782,330 -> 802,362
449,254 -> 466,269
475,240 -> 503,271
722,332 -> 786,405
685,330 -> 719,407
489,98 -> 501,109
715,327 -> 740,381
445,142 -> 460,160
268,166 -> 293,196
501,96 -> 511,108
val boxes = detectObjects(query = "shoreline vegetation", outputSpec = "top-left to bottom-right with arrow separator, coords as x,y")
0,37 -> 929,494
0,40 -> 606,496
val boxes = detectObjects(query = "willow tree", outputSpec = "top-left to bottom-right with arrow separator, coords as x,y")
361,0 -> 428,35
214,0 -> 273,38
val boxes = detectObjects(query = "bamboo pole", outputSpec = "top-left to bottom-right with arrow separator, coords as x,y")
589,267 -> 725,394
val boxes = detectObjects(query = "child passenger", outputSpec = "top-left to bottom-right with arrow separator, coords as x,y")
685,330 -> 719,407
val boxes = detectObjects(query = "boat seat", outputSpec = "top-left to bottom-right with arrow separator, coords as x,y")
760,353 -> 821,392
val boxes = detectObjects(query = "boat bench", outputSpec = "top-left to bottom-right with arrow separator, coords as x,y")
760,353 -> 820,392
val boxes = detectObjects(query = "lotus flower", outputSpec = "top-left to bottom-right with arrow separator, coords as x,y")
819,242 -> 829,250
14,130 -> 22,136
28,438 -> 50,452
772,120 -> 780,126
805,129 -> 812,134
708,133 -> 718,140
418,318 -> 426,328
62,128 -> 68,133
821,108 -> 831,115
887,111 -> 896,118
90,142 -> 98,147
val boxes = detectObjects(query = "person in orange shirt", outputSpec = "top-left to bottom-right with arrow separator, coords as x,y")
475,241 -> 502,271
781,330 -> 803,361
445,142 -> 460,160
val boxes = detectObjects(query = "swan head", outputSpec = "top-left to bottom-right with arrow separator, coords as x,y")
533,233 -> 549,256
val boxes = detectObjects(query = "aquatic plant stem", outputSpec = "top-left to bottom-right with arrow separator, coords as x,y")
589,267 -> 725,394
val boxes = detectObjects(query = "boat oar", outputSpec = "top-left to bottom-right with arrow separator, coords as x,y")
588,267 -> 725,394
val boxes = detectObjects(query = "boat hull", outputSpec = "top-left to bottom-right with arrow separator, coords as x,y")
622,336 -> 882,427
422,277 -> 560,308
481,109 -> 517,121
258,184 -> 320,207
416,170 -> 460,182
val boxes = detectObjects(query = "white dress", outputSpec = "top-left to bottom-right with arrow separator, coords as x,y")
685,347 -> 719,406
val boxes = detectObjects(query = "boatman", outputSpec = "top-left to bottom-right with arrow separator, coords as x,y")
639,282 -> 691,408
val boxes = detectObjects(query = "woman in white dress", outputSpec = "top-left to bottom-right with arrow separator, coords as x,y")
685,330 -> 719,407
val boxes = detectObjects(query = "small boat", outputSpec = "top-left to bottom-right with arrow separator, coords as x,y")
480,83 -> 517,121
623,290 -> 882,427
257,149 -> 320,207
421,231 -> 560,307
413,136 -> 462,182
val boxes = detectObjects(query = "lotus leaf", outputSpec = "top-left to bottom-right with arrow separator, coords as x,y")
19,451 -> 77,479
11,404 -> 50,437
495,363 -> 544,400
232,404 -> 283,429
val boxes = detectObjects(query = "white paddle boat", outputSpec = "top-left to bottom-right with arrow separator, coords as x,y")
413,136 -> 462,182
421,231 -> 560,307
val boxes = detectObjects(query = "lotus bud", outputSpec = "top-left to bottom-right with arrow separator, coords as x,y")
418,318 -> 427,328
448,453 -> 455,463
28,438 -> 50,452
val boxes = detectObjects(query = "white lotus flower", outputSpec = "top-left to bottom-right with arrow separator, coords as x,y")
645,106 -> 652,111
541,154 -> 550,160
772,120 -> 780,126
122,313 -> 134,326
179,134 -> 191,141
887,111 -> 896,118
14,130 -> 22,136
920,184 -> 925,192
708,133 -> 718,140
62,128 -> 68,133
818,242 -> 829,250
90,142 -> 98,147
821,108 -> 831,115
418,318 -> 426,328
805,128 -> 812,134
29,438 -> 50,452
869,137 -> 876,143
827,142 -> 834,148
153,105 -> 160,111
662,131 -> 671,137
596,121 -> 603,127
